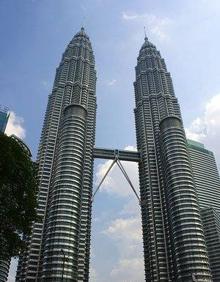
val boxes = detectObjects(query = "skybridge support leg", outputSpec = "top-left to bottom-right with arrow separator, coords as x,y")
91,153 -> 140,204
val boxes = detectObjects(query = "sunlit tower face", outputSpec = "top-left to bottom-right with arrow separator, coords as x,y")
134,36 -> 212,281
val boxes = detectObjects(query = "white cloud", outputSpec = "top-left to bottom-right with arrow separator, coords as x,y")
185,117 -> 206,141
122,12 -> 172,41
103,217 -> 141,243
122,12 -> 139,21
40,80 -> 50,90
124,145 -> 137,151
95,146 -> 139,198
186,94 -> 220,164
107,79 -> 117,86
103,216 -> 144,282
120,198 -> 140,216
110,258 -> 144,282
5,111 -> 26,139
90,266 -> 98,282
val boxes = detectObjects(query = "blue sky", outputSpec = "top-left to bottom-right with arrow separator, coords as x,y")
2,0 -> 220,281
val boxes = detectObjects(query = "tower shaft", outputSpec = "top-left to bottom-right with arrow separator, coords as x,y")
134,38 -> 212,281
16,28 -> 96,281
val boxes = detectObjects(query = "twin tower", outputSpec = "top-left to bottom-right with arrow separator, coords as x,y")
16,28 -> 212,281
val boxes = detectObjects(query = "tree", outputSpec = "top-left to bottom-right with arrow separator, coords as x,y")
0,133 -> 38,259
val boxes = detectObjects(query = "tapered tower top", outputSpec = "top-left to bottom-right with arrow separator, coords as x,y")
140,35 -> 155,51
67,27 -> 92,51
74,26 -> 90,40
62,27 -> 94,63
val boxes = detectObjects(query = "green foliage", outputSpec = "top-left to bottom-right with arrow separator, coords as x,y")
0,133 -> 38,259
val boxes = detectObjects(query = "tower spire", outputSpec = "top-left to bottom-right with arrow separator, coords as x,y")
144,26 -> 148,41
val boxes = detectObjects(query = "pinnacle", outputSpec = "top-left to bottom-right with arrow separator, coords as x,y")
144,26 -> 148,41
74,26 -> 90,40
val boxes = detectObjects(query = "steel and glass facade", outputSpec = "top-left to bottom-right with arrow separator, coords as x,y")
134,37 -> 212,281
0,107 -> 9,133
188,140 -> 220,213
0,107 -> 10,282
15,31 -> 214,282
16,28 -> 96,281
200,208 -> 220,282
188,140 -> 220,281
0,261 -> 10,282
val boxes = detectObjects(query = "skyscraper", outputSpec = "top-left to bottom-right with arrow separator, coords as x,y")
16,27 -> 96,281
16,29 -> 213,282
0,106 -> 9,133
187,140 -> 220,213
188,140 -> 220,281
134,36 -> 212,281
0,260 -> 10,282
200,208 -> 220,282
0,106 -> 10,282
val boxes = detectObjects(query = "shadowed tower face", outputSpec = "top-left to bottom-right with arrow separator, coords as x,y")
134,36 -> 212,281
16,28 -> 96,281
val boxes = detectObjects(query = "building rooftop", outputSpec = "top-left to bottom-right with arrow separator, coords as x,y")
187,139 -> 213,156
